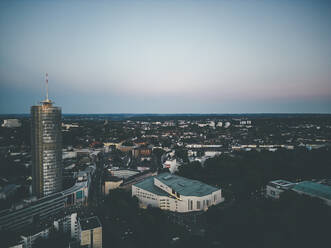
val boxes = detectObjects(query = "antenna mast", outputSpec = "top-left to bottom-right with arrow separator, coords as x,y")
46,72 -> 49,101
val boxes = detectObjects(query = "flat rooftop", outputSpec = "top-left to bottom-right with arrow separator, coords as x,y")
293,181 -> 331,200
79,216 -> 101,231
271,179 -> 294,186
133,176 -> 169,197
155,173 -> 220,197
268,179 -> 295,189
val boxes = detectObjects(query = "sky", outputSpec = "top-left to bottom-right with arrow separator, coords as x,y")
0,0 -> 331,114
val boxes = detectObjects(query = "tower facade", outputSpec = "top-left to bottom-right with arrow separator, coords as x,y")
31,74 -> 62,198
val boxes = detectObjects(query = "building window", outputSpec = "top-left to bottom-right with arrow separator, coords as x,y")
197,201 -> 200,209
188,200 -> 193,210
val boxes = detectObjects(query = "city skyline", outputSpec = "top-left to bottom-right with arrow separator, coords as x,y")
1,0 -> 331,114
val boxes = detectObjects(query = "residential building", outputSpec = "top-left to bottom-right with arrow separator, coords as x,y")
266,180 -> 295,199
53,213 -> 79,240
79,216 -> 102,248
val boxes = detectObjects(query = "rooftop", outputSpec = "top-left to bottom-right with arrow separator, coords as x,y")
133,176 -> 169,197
134,173 -> 220,197
293,181 -> 331,200
271,179 -> 294,186
268,179 -> 295,189
79,216 -> 101,231
156,173 -> 220,197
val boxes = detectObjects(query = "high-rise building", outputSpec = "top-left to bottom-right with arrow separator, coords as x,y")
31,74 -> 62,198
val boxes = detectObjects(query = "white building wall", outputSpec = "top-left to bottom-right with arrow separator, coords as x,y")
132,185 -> 159,208
21,228 -> 50,248
70,213 -> 78,240
104,180 -> 123,195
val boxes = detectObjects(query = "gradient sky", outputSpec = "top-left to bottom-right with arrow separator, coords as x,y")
1,0 -> 330,114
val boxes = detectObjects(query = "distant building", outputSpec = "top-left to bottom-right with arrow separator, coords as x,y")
108,169 -> 140,179
132,147 -> 152,158
132,173 -> 224,213
117,144 -> 136,153
1,119 -> 21,128
163,159 -> 179,173
266,180 -> 331,206
31,76 -> 62,198
239,120 -> 252,125
102,175 -> 123,195
79,216 -> 102,248
224,122 -> 231,128
216,121 -> 223,127
266,180 -> 295,199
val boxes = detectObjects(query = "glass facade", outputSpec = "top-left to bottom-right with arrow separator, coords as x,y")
31,102 -> 62,198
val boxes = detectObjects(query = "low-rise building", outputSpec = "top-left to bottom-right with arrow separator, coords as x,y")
108,169 -> 140,179
2,119 -> 21,128
53,213 -> 79,240
266,179 -> 295,199
132,147 -> 152,158
292,181 -> 331,206
79,216 -> 102,248
132,173 -> 224,213
102,176 -> 123,195
266,179 -> 331,206
20,225 -> 51,248
163,159 -> 179,173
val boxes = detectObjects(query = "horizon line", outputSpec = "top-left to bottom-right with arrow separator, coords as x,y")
1,112 -> 331,116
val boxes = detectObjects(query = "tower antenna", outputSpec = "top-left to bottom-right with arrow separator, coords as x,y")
46,72 -> 49,101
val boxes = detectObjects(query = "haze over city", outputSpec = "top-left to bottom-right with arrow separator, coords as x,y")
1,2 -> 331,248
1,0 -> 331,114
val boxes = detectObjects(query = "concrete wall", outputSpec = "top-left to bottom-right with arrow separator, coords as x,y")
132,185 -> 158,208
104,180 -> 123,195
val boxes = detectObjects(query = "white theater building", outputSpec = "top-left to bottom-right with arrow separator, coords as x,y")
132,173 -> 224,213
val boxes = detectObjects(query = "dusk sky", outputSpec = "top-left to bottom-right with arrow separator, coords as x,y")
1,0 -> 330,114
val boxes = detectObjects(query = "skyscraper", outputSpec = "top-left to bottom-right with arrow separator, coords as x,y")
31,73 -> 62,198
